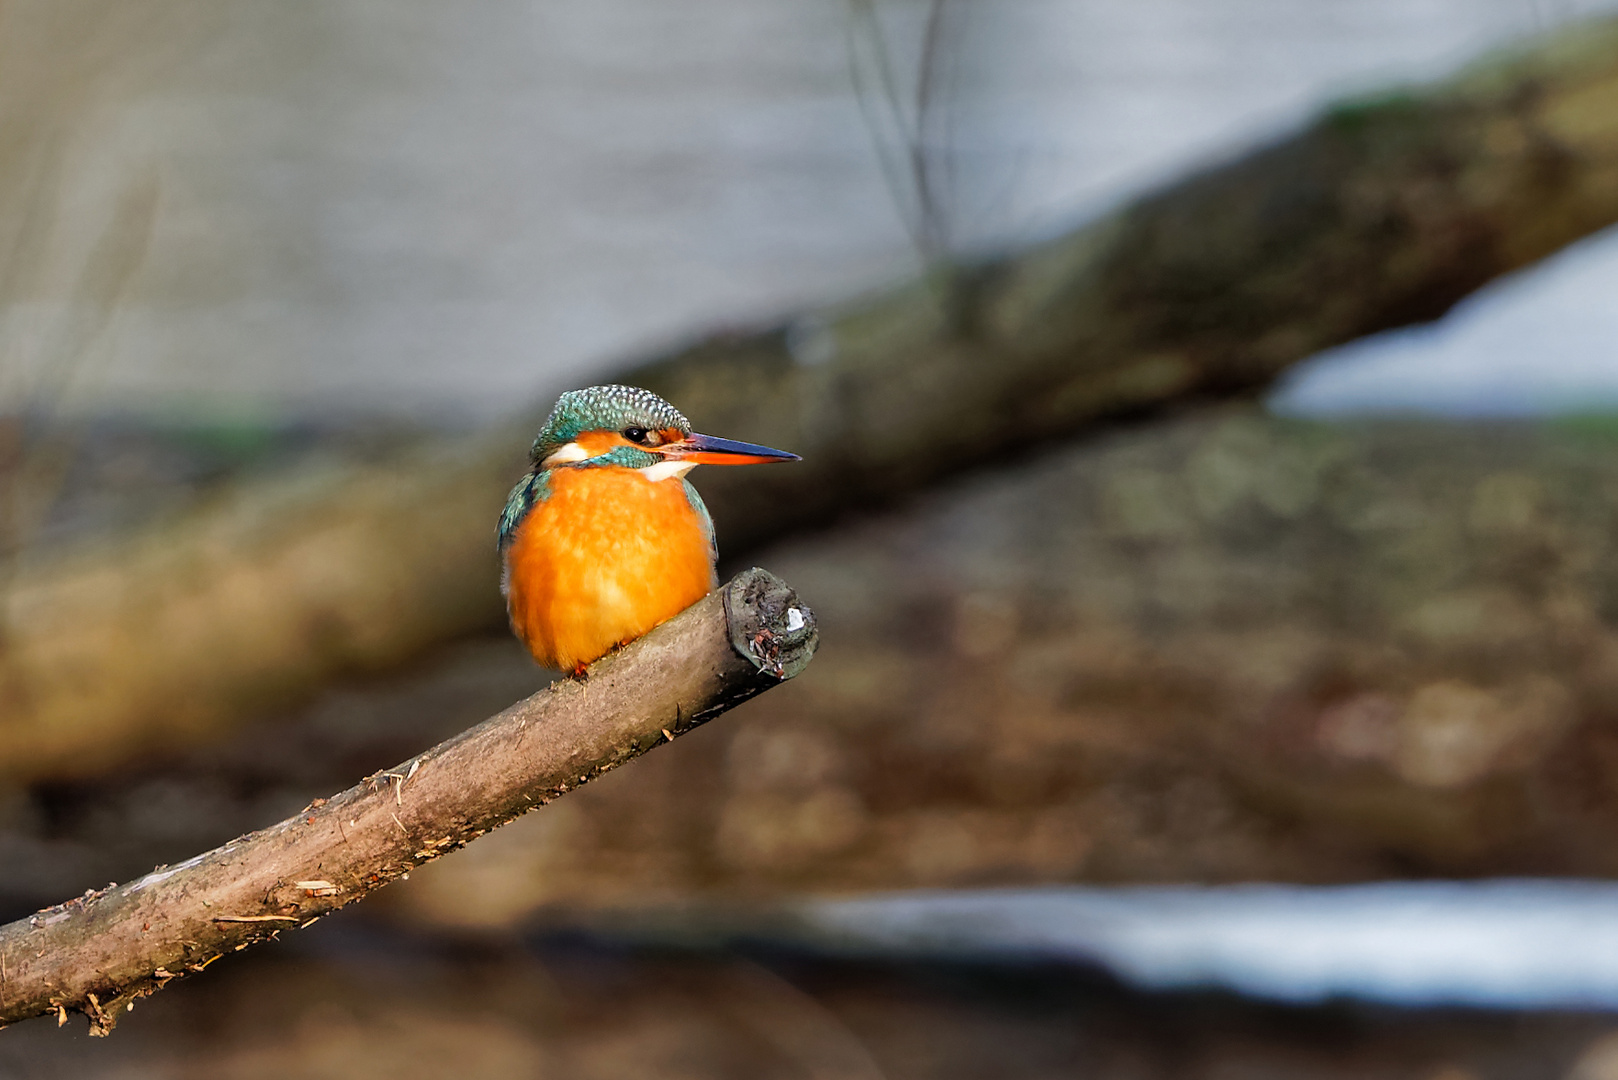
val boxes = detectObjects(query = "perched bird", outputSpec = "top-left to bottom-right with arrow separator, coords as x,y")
499,384 -> 799,674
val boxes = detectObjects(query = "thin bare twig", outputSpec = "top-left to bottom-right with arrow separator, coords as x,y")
846,0 -> 956,262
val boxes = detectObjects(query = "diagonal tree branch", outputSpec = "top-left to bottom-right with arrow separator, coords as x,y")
0,568 -> 817,1037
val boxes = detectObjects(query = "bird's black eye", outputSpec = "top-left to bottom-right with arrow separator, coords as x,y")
622,426 -> 650,445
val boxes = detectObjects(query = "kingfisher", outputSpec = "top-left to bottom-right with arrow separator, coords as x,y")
499,384 -> 799,674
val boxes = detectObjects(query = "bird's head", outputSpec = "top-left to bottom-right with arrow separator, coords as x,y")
530,384 -> 798,480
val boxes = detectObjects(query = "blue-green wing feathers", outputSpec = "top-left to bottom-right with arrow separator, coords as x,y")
682,478 -> 718,567
498,471 -> 551,595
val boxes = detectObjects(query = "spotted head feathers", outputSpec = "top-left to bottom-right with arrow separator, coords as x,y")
498,383 -> 797,563
529,385 -> 690,466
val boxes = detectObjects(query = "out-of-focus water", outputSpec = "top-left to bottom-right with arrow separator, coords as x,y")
803,882 -> 1618,1009
1272,229 -> 1618,416
4,0 -> 1616,420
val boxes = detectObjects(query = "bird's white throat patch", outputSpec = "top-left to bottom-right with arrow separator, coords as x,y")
639,459 -> 698,482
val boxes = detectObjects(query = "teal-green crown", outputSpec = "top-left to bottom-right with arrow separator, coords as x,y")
529,385 -> 690,465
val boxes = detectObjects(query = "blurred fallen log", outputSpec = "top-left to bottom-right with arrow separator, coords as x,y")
8,16 -> 1618,780
0,568 -> 817,1036
368,411 -> 1618,922
13,413 -> 1618,919
19,413 -> 1618,922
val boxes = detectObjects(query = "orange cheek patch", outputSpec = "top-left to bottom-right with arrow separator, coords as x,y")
574,430 -> 631,456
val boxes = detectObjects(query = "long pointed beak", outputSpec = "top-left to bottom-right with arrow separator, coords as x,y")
664,432 -> 800,466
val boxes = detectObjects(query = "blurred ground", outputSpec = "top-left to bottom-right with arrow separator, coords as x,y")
1,924 -> 1614,1080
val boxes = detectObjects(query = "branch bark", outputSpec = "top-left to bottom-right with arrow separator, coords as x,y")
7,17 -> 1618,781
0,568 -> 817,1036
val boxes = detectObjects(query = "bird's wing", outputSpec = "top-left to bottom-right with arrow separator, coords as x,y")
497,471 -> 551,555
681,478 -> 718,566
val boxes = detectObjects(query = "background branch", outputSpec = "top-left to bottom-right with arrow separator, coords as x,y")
6,17 -> 1618,782
0,568 -> 817,1036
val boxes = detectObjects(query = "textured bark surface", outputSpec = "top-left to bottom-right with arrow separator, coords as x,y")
0,568 -> 817,1035
7,17 -> 1618,781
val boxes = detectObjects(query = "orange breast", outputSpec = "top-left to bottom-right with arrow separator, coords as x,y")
504,466 -> 716,673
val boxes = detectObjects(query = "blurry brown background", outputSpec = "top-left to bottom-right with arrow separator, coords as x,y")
9,1 -> 1618,1078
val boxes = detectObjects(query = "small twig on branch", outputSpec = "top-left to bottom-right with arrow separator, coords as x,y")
0,567 -> 817,1037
